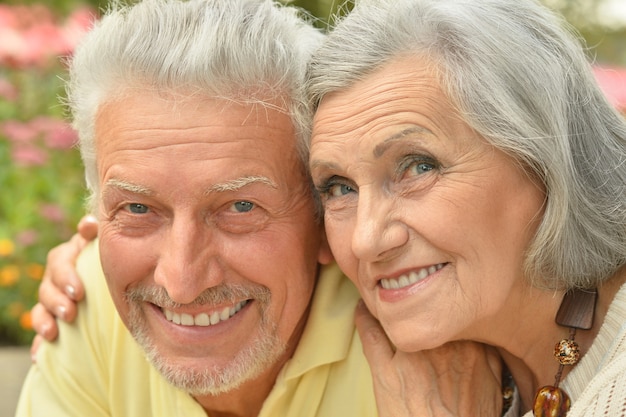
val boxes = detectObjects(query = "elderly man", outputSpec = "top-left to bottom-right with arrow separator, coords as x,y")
19,1 -> 501,416
16,1 -> 374,415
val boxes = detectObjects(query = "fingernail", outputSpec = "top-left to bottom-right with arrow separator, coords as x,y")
56,305 -> 67,320
65,285 -> 76,299
40,323 -> 51,337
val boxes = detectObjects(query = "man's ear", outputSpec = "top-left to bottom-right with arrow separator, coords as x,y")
317,227 -> 334,265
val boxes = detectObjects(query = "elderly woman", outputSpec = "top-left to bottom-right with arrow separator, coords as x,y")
307,0 -> 626,416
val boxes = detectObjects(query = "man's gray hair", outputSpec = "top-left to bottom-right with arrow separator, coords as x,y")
307,0 -> 626,289
68,0 -> 323,208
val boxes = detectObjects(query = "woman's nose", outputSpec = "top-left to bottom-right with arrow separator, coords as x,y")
351,190 -> 409,263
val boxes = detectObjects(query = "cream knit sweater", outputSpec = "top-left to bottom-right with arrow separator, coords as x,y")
507,282 -> 626,417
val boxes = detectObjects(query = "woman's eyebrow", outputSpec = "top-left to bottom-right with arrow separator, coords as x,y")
374,126 -> 433,158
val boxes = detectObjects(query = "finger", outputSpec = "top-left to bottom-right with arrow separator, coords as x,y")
30,303 -> 59,342
77,214 -> 99,241
30,335 -> 43,363
483,344 -> 503,379
45,235 -> 87,302
354,300 -> 395,365
38,272 -> 77,323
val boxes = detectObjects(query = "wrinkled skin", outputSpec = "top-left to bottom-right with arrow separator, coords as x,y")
355,301 -> 503,417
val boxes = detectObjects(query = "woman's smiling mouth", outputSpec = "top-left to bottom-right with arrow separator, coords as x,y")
379,263 -> 446,290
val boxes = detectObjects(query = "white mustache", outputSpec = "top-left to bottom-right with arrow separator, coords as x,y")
124,282 -> 271,309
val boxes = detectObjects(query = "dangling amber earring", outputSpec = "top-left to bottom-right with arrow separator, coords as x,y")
533,288 -> 597,417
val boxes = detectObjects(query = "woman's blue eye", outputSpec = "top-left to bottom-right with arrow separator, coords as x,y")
328,183 -> 355,197
128,203 -> 149,214
233,201 -> 254,212
405,158 -> 437,177
412,162 -> 434,174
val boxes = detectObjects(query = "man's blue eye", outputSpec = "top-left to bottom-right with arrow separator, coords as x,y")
128,203 -> 149,214
233,201 -> 254,212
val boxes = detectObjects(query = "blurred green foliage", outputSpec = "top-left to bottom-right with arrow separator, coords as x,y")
0,3 -> 92,345
0,0 -> 97,15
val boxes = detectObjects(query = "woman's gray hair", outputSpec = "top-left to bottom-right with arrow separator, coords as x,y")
307,0 -> 626,289
68,0 -> 323,210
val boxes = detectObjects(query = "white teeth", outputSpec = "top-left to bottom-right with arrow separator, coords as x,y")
195,313 -> 210,326
181,313 -> 194,326
163,300 -> 249,327
380,263 -> 445,290
398,275 -> 410,287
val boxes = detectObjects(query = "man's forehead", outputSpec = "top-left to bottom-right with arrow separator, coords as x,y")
95,92 -> 297,145
95,90 -> 304,190
102,86 -> 293,121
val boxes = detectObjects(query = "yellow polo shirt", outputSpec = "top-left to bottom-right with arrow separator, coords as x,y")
16,242 -> 376,416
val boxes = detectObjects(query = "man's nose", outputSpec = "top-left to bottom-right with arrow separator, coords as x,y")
153,217 -> 222,304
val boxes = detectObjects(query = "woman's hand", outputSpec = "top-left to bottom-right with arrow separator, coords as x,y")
355,300 -> 504,417
30,215 -> 98,360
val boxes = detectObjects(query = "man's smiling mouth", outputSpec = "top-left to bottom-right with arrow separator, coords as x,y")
162,300 -> 249,326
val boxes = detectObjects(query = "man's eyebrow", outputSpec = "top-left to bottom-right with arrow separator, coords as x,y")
104,179 -> 153,195
373,126 -> 433,158
206,175 -> 277,194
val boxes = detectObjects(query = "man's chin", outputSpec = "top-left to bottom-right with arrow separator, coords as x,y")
134,327 -> 287,396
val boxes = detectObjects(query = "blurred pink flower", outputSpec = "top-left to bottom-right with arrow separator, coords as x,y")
45,126 -> 78,149
11,144 -> 48,166
61,7 -> 97,55
65,7 -> 96,30
0,26 -> 25,68
16,230 -> 39,247
0,77 -> 18,102
1,120 -> 38,143
0,5 -> 20,28
31,116 -> 78,149
21,22 -> 67,67
0,4 -> 97,69
40,203 -> 65,222
2,117 -> 77,149
593,65 -> 626,112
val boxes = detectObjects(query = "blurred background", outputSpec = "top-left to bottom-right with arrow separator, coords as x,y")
0,0 -> 625,348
